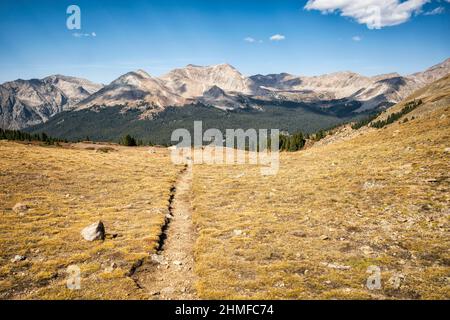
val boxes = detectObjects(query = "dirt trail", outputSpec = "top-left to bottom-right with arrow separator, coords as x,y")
133,163 -> 197,299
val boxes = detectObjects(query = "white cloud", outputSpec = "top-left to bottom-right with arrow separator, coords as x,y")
352,35 -> 362,41
304,0 -> 430,29
270,34 -> 286,41
244,37 -> 256,43
73,32 -> 96,38
424,6 -> 445,15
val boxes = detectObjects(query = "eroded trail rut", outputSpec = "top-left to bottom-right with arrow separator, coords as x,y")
133,163 -> 197,299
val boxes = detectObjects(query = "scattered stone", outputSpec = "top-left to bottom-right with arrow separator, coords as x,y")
81,221 -> 105,241
320,235 -> 330,240
360,246 -> 374,256
173,260 -> 182,266
151,254 -> 165,264
161,287 -> 175,295
292,231 -> 307,238
12,203 -> 29,214
11,255 -> 26,263
104,262 -> 117,273
323,262 -> 351,270
362,181 -> 383,190
233,229 -> 243,236
444,147 -> 450,153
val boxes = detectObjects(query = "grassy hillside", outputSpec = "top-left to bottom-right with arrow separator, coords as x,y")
0,142 -> 181,299
191,79 -> 450,299
1,76 -> 448,300
27,102 -> 365,145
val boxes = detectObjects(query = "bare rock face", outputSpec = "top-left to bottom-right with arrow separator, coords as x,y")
81,221 -> 106,241
1,58 -> 448,130
76,70 -> 185,111
0,75 -> 103,129
161,63 -> 253,98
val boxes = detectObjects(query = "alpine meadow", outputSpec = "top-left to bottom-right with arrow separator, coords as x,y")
0,0 -> 449,308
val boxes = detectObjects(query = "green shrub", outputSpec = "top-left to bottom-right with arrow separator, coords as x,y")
371,100 -> 422,129
120,134 -> 137,146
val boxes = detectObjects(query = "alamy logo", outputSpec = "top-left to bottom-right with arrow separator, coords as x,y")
66,265 -> 81,290
170,121 -> 280,175
66,5 -> 81,30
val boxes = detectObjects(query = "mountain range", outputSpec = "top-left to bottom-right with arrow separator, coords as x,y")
1,58 -> 449,133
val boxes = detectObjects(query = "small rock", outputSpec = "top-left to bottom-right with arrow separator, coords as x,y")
323,262 -> 351,270
161,287 -> 175,295
173,260 -> 182,266
362,181 -> 382,190
151,254 -> 164,264
11,255 -> 26,263
292,231 -> 307,238
104,262 -> 117,273
233,229 -> 243,236
320,235 -> 330,240
12,203 -> 29,214
360,246 -> 374,256
444,147 -> 450,153
81,221 -> 105,241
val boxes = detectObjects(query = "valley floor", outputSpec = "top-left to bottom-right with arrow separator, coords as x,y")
0,98 -> 449,300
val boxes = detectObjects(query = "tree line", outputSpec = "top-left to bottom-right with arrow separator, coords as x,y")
0,128 -> 66,145
370,99 -> 422,129
119,134 -> 155,147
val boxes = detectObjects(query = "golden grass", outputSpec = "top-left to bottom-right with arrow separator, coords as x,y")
1,77 -> 449,300
0,142 -> 180,299
191,103 -> 450,299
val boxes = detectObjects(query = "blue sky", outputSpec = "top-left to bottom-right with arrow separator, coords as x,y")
0,0 -> 449,84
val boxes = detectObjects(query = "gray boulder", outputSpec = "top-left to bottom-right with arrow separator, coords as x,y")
81,221 -> 105,241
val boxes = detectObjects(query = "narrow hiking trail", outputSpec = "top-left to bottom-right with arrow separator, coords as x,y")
133,163 -> 197,299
